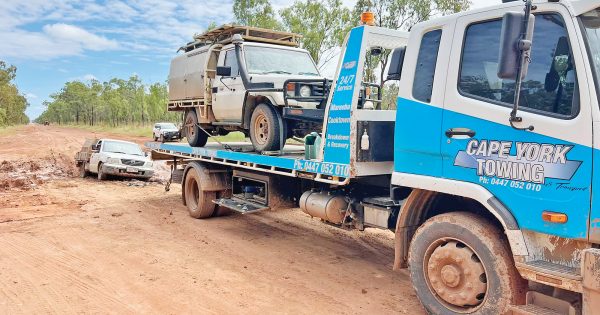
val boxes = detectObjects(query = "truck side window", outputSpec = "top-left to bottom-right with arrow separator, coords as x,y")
413,29 -> 442,103
224,50 -> 239,76
459,14 -> 578,117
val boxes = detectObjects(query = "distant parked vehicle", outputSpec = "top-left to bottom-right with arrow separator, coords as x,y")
152,122 -> 181,142
75,138 -> 153,180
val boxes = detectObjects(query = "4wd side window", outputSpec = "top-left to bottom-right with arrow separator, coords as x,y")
413,29 -> 442,103
224,50 -> 239,76
459,14 -> 578,117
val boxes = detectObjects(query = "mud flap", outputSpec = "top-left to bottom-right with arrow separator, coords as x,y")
582,248 -> 600,315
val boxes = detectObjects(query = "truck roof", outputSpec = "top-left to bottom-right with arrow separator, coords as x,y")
417,0 -> 599,27
180,24 -> 301,52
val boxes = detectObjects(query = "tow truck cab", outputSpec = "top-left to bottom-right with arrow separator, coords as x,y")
390,0 -> 600,313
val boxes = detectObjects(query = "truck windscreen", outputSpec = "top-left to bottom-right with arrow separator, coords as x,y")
581,8 -> 600,103
244,46 -> 319,76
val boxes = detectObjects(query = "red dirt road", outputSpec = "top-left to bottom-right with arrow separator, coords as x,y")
0,124 -> 424,314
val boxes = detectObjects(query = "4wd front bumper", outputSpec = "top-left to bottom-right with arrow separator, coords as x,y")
103,163 -> 154,179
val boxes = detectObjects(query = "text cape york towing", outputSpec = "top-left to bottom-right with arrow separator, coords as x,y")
149,1 -> 600,314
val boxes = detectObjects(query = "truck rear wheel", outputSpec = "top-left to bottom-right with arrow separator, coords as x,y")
408,212 -> 525,315
184,167 -> 216,218
250,103 -> 286,152
79,162 -> 89,178
185,110 -> 208,147
97,163 -> 107,181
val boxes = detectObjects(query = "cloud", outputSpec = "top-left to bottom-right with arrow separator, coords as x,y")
43,23 -> 118,51
25,93 -> 38,99
0,0 -> 232,61
0,22 -> 119,60
68,74 -> 98,82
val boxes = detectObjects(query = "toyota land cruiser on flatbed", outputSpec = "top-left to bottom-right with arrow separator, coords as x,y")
168,25 -> 329,152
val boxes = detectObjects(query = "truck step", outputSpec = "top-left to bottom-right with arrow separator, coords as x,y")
516,260 -> 582,293
521,260 -> 581,279
510,305 -> 564,315
213,198 -> 269,214
509,291 -> 577,315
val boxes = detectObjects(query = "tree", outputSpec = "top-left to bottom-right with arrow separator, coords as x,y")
36,76 -> 177,127
0,61 -> 29,126
233,0 -> 282,30
280,0 -> 353,68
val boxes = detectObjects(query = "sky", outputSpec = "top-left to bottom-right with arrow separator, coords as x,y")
0,0 -> 499,120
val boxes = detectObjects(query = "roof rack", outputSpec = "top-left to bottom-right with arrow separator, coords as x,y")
194,24 -> 301,47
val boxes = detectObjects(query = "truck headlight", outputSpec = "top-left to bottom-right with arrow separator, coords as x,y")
299,85 -> 311,97
145,161 -> 153,167
107,158 -> 120,164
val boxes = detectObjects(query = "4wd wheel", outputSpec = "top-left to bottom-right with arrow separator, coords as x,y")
249,103 -> 286,152
97,163 -> 108,181
185,110 -> 208,147
184,167 -> 216,218
408,212 -> 526,315
79,162 -> 89,178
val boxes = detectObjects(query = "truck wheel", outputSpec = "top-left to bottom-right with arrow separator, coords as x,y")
79,162 -> 89,178
408,212 -> 525,315
97,163 -> 108,181
185,110 -> 208,147
250,103 -> 286,152
184,167 -> 216,218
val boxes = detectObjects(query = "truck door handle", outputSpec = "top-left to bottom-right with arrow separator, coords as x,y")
445,128 -> 475,138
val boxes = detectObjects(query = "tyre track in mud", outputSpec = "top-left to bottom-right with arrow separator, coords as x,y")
0,124 -> 424,314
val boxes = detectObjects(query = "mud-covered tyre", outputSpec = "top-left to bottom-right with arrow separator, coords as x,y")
185,110 -> 208,147
183,167 -> 216,219
249,103 -> 286,152
79,162 -> 89,178
408,212 -> 526,315
97,163 -> 107,181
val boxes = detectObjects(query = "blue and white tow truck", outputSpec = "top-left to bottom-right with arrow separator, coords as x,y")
149,1 -> 600,313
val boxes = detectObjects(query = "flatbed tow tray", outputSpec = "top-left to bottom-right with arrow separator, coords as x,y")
146,142 -> 351,185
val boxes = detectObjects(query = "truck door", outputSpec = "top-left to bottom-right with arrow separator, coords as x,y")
441,8 -> 593,239
89,140 -> 103,173
212,49 -> 245,122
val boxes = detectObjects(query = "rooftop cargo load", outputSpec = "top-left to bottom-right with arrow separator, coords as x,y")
168,25 -> 302,104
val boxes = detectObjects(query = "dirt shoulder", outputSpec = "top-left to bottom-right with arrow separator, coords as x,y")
0,124 -> 424,314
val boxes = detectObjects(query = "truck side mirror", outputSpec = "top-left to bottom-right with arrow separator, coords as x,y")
386,47 -> 406,81
217,66 -> 232,77
497,12 -> 535,80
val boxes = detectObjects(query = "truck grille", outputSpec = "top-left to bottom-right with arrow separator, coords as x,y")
121,159 -> 145,166
312,83 -> 325,96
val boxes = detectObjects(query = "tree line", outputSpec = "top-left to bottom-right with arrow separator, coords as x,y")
37,0 -> 470,126
0,61 -> 29,126
35,76 -> 178,126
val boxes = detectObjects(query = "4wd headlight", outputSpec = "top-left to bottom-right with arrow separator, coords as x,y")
107,158 -> 120,164
299,85 -> 311,97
